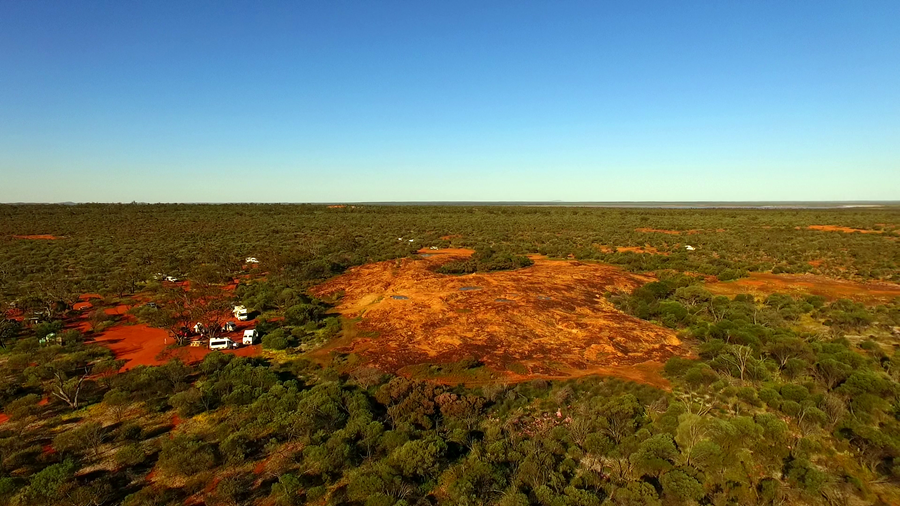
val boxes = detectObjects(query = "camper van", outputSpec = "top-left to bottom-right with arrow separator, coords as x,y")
209,337 -> 236,350
233,305 -> 249,321
242,329 -> 259,345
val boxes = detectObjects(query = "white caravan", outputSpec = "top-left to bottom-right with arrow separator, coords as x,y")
242,329 -> 259,345
233,305 -> 249,321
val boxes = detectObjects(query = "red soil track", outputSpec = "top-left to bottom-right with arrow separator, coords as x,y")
311,249 -> 684,387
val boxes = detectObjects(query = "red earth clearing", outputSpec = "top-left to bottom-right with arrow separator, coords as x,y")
311,248 -> 684,388
596,244 -> 668,255
806,225 -> 894,234
635,228 -> 724,235
706,272 -> 900,304
11,234 -> 63,240
636,228 -> 700,235
104,305 -> 131,316
89,321 -> 261,370
78,299 -> 262,370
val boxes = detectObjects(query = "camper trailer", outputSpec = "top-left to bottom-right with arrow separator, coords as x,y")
209,337 -> 236,350
233,305 -> 249,321
242,329 -> 259,345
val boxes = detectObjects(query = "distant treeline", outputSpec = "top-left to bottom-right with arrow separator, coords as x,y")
0,204 -> 897,304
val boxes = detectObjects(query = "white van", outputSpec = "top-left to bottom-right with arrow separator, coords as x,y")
242,329 -> 259,345
233,305 -> 249,321
209,338 -> 236,350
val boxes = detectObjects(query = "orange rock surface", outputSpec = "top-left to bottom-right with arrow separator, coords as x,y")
311,249 -> 684,387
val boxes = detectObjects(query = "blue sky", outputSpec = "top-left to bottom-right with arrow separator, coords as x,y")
1,1 -> 898,202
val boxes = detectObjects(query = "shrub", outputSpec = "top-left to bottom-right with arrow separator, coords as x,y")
3,393 -> 42,420
780,384 -> 809,403
115,443 -> 147,467
158,435 -> 216,476
757,388 -> 782,406
285,303 -> 327,326
262,329 -> 290,350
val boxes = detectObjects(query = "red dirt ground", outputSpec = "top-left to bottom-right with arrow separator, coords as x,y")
807,225 -> 892,234
635,228 -> 724,235
89,321 -> 261,370
706,273 -> 900,304
596,244 -> 668,255
636,228 -> 700,235
77,299 -> 262,370
310,248 -> 684,388
104,305 -> 131,316
11,234 -> 62,240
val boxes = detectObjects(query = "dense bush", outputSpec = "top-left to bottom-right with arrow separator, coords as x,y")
0,205 -> 898,504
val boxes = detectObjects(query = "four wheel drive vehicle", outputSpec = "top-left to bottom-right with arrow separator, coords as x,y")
223,321 -> 237,332
242,329 -> 259,345
233,305 -> 249,321
209,338 -> 237,350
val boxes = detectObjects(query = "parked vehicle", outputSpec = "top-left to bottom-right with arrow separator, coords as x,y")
209,337 -> 236,350
242,329 -> 259,345
233,305 -> 249,321
223,321 -> 237,332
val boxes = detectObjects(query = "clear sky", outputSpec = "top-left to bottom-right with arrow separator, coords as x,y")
1,1 -> 898,203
